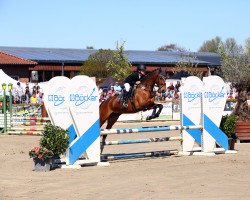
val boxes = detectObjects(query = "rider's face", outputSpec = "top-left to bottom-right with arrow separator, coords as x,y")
139,70 -> 146,75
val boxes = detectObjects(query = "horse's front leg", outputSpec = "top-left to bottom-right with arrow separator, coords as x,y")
146,103 -> 163,120
154,103 -> 163,118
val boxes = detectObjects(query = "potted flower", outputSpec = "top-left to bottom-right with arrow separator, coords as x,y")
220,114 -> 237,150
29,146 -> 54,172
39,123 -> 70,168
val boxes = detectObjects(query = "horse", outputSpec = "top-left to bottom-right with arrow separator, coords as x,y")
99,68 -> 166,152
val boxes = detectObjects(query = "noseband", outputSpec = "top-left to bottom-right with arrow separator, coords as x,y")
156,75 -> 166,91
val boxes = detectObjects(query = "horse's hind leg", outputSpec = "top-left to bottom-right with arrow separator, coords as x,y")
100,113 -> 121,154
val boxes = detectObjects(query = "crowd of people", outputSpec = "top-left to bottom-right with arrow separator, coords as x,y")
98,80 -> 241,103
10,75 -> 239,105
12,82 -> 44,104
98,80 -> 182,103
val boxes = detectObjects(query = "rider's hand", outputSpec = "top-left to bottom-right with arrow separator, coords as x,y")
136,81 -> 141,84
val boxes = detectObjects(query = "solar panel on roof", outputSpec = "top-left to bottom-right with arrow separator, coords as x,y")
0,46 -> 220,65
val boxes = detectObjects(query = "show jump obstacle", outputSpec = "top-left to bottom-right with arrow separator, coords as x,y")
44,75 -> 236,168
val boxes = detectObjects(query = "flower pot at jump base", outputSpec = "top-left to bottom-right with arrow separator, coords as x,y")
228,138 -> 236,150
33,158 -> 52,172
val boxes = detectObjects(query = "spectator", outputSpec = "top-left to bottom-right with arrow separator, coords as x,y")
13,82 -> 24,103
107,86 -> 117,97
98,85 -> 103,96
173,91 -> 180,100
155,91 -> 162,101
174,81 -> 181,92
23,86 -> 31,103
108,83 -> 115,91
167,82 -> 175,91
165,93 -> 173,101
113,82 -> 122,94
30,92 -> 37,104
37,92 -> 44,103
99,91 -> 109,103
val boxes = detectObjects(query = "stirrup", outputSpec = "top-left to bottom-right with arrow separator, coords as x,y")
123,102 -> 128,108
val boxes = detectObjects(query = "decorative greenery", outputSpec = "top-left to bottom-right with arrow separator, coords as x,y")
173,53 -> 203,78
29,146 -> 54,160
220,114 -> 237,139
80,42 -> 131,79
218,38 -> 250,121
40,123 -> 70,156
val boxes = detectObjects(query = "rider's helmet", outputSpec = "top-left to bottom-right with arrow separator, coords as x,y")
137,64 -> 146,71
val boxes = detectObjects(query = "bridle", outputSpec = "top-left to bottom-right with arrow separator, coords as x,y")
156,75 -> 166,91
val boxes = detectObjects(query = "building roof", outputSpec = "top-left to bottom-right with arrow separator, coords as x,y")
0,46 -> 221,66
0,51 -> 37,65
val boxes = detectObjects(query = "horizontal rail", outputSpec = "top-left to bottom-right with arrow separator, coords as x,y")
11,117 -> 50,121
102,136 -> 182,146
7,131 -> 43,136
101,150 -> 178,161
101,125 -> 202,135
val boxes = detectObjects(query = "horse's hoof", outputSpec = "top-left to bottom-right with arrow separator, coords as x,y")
146,116 -> 152,120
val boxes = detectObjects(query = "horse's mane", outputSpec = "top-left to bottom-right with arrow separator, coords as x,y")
140,68 -> 160,82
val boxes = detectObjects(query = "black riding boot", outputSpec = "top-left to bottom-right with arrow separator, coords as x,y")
122,91 -> 129,107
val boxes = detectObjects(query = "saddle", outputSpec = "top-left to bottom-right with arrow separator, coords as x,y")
120,88 -> 137,111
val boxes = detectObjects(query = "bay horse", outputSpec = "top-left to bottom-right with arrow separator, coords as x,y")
99,68 -> 166,152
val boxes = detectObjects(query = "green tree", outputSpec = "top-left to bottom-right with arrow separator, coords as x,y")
80,44 -> 131,79
157,43 -> 186,52
219,38 -> 250,121
86,46 -> 94,49
198,36 -> 222,53
245,38 -> 250,57
173,53 -> 203,78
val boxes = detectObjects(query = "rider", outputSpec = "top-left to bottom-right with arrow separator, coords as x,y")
122,64 -> 147,107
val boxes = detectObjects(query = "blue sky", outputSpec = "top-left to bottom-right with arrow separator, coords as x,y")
0,0 -> 249,51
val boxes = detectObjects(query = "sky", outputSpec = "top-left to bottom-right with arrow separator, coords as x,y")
0,0 -> 250,52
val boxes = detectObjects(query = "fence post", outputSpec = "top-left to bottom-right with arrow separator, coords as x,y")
2,83 -> 7,133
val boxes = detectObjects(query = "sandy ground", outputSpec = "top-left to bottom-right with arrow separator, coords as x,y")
0,120 -> 250,200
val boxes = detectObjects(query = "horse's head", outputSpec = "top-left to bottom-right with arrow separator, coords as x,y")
140,68 -> 166,92
155,74 -> 166,93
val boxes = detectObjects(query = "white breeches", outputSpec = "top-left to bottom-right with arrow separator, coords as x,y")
124,83 -> 130,92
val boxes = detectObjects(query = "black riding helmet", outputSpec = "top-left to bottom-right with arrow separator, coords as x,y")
137,64 -> 146,71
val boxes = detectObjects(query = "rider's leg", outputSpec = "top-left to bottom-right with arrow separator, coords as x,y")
123,83 -> 130,107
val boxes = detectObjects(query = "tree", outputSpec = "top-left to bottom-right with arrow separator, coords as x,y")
198,36 -> 222,53
86,46 -> 94,49
245,38 -> 250,57
172,53 -> 203,78
218,38 -> 250,121
80,43 -> 131,79
157,43 -> 186,52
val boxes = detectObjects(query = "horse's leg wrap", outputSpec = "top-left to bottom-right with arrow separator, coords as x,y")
146,106 -> 157,120
101,135 -> 107,154
154,104 -> 163,117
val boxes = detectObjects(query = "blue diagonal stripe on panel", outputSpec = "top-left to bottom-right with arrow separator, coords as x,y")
67,124 -> 77,144
183,114 -> 201,144
204,115 -> 228,150
69,119 -> 100,165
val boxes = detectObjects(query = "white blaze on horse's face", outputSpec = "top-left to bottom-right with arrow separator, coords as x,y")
156,76 -> 166,93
